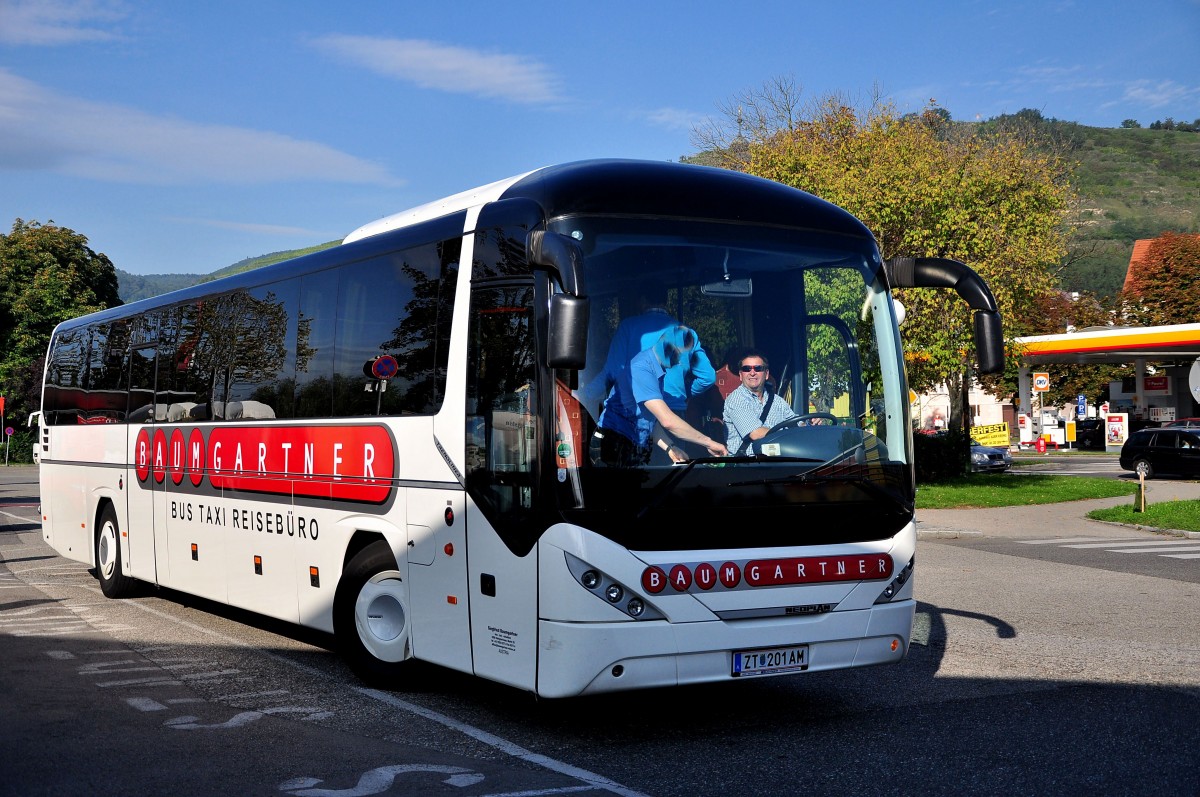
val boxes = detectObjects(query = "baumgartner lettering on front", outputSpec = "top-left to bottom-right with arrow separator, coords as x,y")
641,554 -> 894,594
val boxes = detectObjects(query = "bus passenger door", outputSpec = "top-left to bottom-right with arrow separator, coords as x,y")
461,282 -> 540,692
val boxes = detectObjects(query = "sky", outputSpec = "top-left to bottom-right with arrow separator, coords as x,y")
2,1 -> 1199,276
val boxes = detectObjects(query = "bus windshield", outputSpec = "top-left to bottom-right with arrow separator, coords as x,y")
549,215 -> 912,552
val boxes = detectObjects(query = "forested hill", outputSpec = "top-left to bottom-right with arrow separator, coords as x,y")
1046,119 -> 1200,296
114,116 -> 1199,303
116,240 -> 339,302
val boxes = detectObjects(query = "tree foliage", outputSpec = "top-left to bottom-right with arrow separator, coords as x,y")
691,81 -> 1074,430
1025,290 -> 1128,408
0,219 -> 122,429
1120,231 -> 1200,325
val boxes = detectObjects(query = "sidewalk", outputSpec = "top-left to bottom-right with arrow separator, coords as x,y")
916,478 -> 1200,541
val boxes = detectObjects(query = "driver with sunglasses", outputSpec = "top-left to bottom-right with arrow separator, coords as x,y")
723,349 -> 799,455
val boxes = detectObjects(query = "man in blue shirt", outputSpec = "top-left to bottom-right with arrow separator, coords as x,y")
629,327 -> 726,461
582,283 -> 716,463
723,349 -> 798,454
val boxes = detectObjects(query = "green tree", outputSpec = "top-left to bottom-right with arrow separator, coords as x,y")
0,219 -> 122,436
1024,290 -> 1127,409
692,82 -> 1073,433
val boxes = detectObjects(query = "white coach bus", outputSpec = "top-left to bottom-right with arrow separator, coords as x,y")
37,160 -> 1003,697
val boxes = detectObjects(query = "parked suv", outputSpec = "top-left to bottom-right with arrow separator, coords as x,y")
1119,428 -> 1200,479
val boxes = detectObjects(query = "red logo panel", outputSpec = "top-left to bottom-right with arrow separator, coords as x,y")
133,424 -> 395,504
641,554 -> 892,595
743,555 -> 893,586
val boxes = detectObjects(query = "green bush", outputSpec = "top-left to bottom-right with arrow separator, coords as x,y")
2,427 -> 36,464
913,430 -> 968,483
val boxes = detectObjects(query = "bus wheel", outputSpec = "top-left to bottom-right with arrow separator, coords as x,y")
334,541 -> 410,682
96,504 -> 136,598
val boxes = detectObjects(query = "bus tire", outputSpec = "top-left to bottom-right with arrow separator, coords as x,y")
334,540 -> 410,683
96,504 -> 136,598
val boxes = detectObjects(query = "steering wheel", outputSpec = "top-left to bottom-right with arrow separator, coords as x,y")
763,412 -> 839,436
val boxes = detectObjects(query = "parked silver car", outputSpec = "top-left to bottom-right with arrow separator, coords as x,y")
971,438 -> 1012,472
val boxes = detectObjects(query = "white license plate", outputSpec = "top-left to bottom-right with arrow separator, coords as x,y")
732,644 -> 809,677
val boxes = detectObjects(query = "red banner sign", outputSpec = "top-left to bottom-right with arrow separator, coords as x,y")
135,424 -> 395,503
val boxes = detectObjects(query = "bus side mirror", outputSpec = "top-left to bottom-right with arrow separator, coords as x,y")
547,294 -> 589,369
974,310 -> 1004,374
528,231 -> 590,370
885,256 -> 1005,375
527,230 -> 586,297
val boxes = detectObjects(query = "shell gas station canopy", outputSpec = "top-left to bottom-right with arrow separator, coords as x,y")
1016,323 -> 1200,367
1014,322 -> 1200,427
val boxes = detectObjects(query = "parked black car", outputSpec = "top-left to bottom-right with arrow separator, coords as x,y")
1075,418 -> 1104,450
1119,428 -> 1200,478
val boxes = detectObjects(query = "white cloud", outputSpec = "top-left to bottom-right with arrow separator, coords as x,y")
644,107 -> 707,132
0,69 -> 399,186
311,35 -> 563,105
0,0 -> 127,45
1118,79 -> 1200,110
164,217 -> 331,237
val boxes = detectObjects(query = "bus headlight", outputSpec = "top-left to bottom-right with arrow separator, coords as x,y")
564,553 -> 663,620
874,556 -> 914,604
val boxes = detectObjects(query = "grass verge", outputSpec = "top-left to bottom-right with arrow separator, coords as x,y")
916,474 -> 1137,509
1087,501 -> 1200,532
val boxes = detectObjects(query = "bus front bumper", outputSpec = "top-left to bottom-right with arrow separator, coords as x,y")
535,599 -> 914,698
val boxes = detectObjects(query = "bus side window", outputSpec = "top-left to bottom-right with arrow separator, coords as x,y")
127,346 -> 157,423
222,282 -> 298,420
45,328 -> 86,425
295,270 -> 338,419
330,236 -> 461,418
86,320 -> 130,423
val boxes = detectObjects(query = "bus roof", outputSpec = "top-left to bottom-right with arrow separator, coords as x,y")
346,159 -> 874,244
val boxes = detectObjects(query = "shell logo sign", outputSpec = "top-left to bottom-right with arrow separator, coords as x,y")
134,424 -> 395,503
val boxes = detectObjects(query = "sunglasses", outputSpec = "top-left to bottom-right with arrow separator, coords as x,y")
740,364 -> 766,373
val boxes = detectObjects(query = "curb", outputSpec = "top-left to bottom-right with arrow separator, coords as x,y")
1088,518 -> 1198,539
916,529 -> 984,540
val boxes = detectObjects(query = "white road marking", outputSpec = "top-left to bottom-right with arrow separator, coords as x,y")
1063,540 -> 1200,549
1019,537 -> 1146,544
279,765 -> 485,796
358,688 -> 651,797
127,697 -> 167,711
1113,545 -> 1200,554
